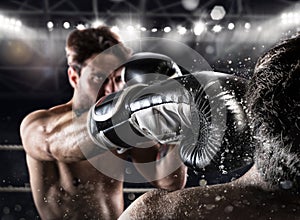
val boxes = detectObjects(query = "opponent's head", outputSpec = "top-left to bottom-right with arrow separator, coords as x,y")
65,25 -> 131,109
247,33 -> 300,189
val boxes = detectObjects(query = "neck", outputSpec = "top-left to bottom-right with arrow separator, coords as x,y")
235,164 -> 276,191
254,125 -> 300,192
72,93 -> 91,117
235,141 -> 300,193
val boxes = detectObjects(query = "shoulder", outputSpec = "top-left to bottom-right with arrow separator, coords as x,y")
121,188 -> 201,220
120,189 -> 169,220
21,102 -> 72,130
121,184 -> 239,220
20,109 -> 51,134
20,102 -> 73,159
20,102 -> 72,146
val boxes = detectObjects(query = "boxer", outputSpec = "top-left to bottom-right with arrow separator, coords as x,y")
118,33 -> 300,220
20,26 -> 187,220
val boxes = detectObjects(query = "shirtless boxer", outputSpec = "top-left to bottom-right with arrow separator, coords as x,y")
118,33 -> 300,219
20,26 -> 187,220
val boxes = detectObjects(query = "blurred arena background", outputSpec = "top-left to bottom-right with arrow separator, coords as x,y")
0,0 -> 299,219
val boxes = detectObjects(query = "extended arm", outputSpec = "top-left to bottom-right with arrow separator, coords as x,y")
88,71 -> 254,179
88,53 -> 253,187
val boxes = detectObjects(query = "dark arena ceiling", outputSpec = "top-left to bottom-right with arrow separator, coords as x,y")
0,0 -> 299,32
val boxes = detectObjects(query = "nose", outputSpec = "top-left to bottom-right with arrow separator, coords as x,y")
104,78 -> 115,96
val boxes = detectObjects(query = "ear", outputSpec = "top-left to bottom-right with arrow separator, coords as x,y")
68,66 -> 79,89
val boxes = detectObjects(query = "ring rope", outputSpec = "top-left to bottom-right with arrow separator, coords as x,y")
0,145 -> 154,194
0,145 -> 23,150
0,186 -> 153,193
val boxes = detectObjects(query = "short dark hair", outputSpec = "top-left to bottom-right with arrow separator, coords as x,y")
65,25 -> 131,73
247,33 -> 300,141
247,33 -> 300,187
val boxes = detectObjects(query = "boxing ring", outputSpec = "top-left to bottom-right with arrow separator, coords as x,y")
0,143 -> 252,219
0,146 -> 30,192
0,144 -> 210,219
0,144 -> 159,219
0,145 -> 205,192
0,144 -> 167,193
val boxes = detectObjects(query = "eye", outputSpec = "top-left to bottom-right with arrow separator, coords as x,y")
115,75 -> 122,83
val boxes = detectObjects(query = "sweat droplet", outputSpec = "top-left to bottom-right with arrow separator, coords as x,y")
205,204 -> 215,210
72,177 -> 81,186
199,179 -> 207,186
125,167 -> 132,174
128,193 -> 136,201
3,207 -> 10,214
215,195 -> 222,202
224,205 -> 234,213
222,170 -> 228,174
279,180 -> 293,190
14,204 -> 22,212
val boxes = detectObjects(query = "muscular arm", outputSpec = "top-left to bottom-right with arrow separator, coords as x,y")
130,144 -> 187,191
20,102 -> 105,162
